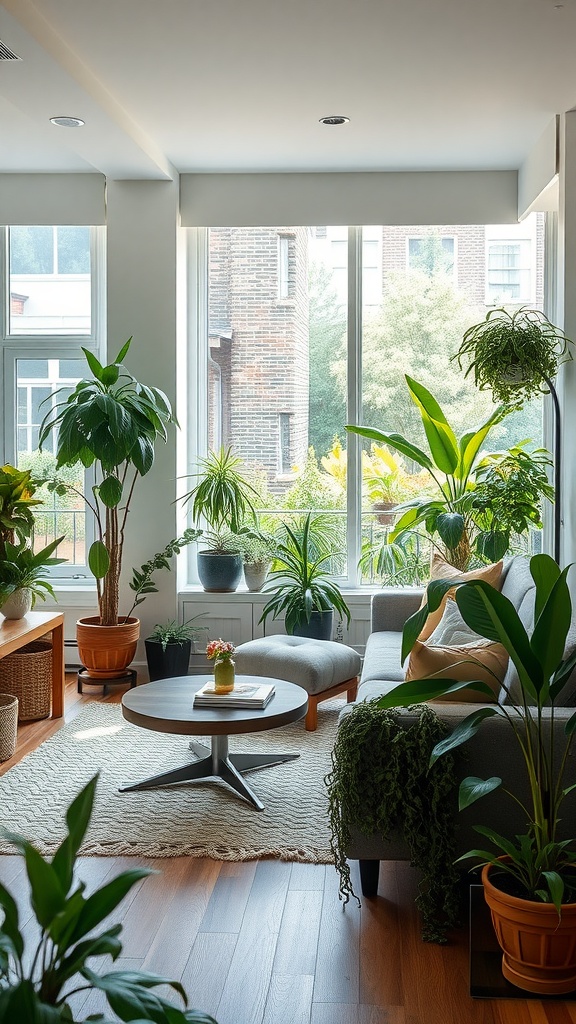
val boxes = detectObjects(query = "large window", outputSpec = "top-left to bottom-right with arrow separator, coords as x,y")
1,225 -> 103,577
193,216 -> 546,587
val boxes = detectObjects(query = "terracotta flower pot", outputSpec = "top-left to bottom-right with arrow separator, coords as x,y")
482,861 -> 576,995
77,616 -> 140,680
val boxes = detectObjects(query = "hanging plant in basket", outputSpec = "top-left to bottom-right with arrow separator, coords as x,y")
456,306 -> 573,407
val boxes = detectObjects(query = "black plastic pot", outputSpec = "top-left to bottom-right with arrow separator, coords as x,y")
144,638 -> 192,681
197,551 -> 243,592
292,609 -> 334,641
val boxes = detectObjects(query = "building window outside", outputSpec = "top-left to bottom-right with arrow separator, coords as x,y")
1,225 -> 103,576
8,225 -> 92,335
196,216 -> 545,587
487,239 -> 532,303
407,234 -> 456,276
278,234 -> 294,300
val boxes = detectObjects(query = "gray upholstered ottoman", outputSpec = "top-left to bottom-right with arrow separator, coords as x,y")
234,635 -> 361,731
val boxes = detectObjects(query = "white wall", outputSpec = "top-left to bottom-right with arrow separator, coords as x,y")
105,179 -> 181,654
557,112 -> 576,573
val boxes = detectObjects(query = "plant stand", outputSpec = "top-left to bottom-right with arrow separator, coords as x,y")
77,667 -> 138,696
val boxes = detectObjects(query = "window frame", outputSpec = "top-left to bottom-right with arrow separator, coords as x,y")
0,225 -> 105,581
186,220 -> 551,591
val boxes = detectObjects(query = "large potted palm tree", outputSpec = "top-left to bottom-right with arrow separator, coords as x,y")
38,339 -> 177,680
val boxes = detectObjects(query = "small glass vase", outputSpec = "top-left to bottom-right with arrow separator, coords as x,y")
213,657 -> 235,693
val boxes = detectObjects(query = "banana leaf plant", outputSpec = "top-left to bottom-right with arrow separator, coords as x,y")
377,553 -> 576,912
347,374 -> 537,570
38,340 -> 176,626
0,775 -> 217,1023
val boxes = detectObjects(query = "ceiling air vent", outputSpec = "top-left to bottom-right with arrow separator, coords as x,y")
0,39 -> 22,60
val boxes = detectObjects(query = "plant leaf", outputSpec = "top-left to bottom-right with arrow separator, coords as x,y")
459,776 -> 502,810
88,540 -> 110,580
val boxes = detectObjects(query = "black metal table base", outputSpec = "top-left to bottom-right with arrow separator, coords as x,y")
119,734 -> 299,811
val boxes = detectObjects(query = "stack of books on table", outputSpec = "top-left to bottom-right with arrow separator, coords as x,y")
194,681 -> 275,709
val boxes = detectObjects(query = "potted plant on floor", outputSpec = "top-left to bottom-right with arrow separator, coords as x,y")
378,552 -> 576,995
38,339 -> 177,680
260,512 -> 350,639
0,537 -> 66,619
145,616 -> 208,681
179,446 -> 260,592
0,774 -> 217,1022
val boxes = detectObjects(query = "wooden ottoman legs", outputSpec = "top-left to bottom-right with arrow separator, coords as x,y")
305,676 -> 359,731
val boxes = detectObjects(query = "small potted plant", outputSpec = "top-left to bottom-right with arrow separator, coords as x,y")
378,552 -> 576,995
179,446 -> 260,592
0,774 -> 217,1022
145,616 -> 208,681
0,537 -> 66,619
239,531 -> 278,592
260,513 -> 350,639
38,339 -> 177,679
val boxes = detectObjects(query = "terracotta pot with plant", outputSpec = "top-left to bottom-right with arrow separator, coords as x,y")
378,552 -> 576,995
38,339 -> 177,679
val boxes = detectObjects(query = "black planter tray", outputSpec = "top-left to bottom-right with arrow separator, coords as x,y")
470,885 -> 576,1000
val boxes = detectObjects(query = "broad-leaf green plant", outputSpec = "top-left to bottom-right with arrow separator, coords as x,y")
0,774 -> 217,1023
38,339 -> 176,626
347,374 -> 548,570
0,538 -> 66,608
0,465 -> 43,562
260,513 -> 351,634
378,553 -> 576,913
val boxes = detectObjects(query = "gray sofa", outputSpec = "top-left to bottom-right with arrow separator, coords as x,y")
338,555 -> 576,896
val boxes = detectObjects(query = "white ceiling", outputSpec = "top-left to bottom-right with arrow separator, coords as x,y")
1,0 -> 576,179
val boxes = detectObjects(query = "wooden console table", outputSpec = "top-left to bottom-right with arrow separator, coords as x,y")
0,611 -> 65,719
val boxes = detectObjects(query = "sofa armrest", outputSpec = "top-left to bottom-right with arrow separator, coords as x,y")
371,588 -> 423,632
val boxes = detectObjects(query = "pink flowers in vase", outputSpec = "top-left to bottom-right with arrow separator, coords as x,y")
206,638 -> 236,663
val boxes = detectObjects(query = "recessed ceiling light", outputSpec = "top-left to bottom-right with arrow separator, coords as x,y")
319,115 -> 350,126
50,116 -> 85,128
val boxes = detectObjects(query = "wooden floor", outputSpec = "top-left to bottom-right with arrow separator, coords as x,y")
1,676 -> 575,1024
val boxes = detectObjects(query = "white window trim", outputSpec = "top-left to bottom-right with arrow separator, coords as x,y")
0,225 -> 105,582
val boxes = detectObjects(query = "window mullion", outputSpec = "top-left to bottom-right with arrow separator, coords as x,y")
346,226 -> 362,587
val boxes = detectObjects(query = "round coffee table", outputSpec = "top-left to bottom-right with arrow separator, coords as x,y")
120,675 -> 308,811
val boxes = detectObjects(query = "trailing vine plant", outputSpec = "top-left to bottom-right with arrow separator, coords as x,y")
325,701 -> 461,943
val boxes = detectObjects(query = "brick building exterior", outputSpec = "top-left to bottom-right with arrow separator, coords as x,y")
207,218 -> 545,490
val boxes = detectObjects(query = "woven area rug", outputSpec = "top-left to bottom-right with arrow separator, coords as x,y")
0,700 -> 343,862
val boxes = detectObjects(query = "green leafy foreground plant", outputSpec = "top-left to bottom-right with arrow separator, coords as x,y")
0,775 -> 217,1023
378,553 -> 576,914
325,701 -> 460,943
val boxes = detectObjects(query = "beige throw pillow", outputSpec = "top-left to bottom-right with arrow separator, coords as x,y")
418,554 -> 504,642
405,638 -> 508,703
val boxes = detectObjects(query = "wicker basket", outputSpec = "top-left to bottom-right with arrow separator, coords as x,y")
0,694 -> 18,761
0,640 -> 52,721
